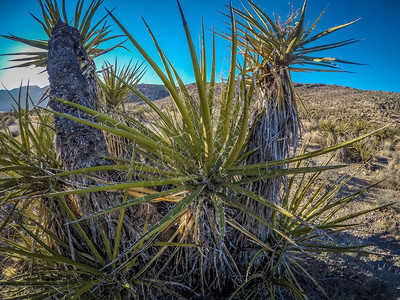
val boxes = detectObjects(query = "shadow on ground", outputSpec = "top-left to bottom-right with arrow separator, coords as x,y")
300,230 -> 400,300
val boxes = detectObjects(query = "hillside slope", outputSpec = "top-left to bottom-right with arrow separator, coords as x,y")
295,83 -> 400,126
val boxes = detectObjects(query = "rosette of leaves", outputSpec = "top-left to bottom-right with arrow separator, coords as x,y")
98,58 -> 146,111
230,148 -> 389,299
97,58 -> 146,160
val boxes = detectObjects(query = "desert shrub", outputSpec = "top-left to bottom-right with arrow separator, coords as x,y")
0,113 -> 16,127
348,141 -> 373,164
380,151 -> 400,191
351,118 -> 372,133
319,118 -> 350,146
317,118 -> 394,166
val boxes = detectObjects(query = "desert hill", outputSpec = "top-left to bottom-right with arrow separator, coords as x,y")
0,84 -> 170,113
294,83 -> 400,126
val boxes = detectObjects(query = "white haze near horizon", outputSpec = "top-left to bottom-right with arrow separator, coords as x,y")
0,66 -> 49,90
0,46 -> 49,90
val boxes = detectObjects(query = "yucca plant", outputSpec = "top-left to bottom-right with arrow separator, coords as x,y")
47,2 -> 384,297
98,58 -> 146,111
230,150 -> 389,299
1,0 -> 122,69
224,0 -> 362,253
97,58 -> 146,161
0,85 -> 60,197
0,1 -> 387,299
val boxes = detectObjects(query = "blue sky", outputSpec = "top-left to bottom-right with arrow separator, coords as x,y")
0,0 -> 399,92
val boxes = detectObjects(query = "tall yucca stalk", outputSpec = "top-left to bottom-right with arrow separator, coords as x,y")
229,0 -> 362,252
47,21 -> 154,252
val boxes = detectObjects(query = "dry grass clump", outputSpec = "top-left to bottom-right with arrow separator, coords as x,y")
305,117 -> 394,168
379,151 -> 400,191
0,112 -> 16,126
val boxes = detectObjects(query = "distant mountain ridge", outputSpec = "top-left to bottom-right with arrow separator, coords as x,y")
0,84 -> 170,112
0,86 -> 48,112
132,84 -> 169,102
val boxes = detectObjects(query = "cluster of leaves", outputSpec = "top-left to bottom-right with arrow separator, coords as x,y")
222,0 -> 363,116
231,150 -> 383,299
0,1 -> 389,299
0,87 -> 60,197
232,0 -> 361,72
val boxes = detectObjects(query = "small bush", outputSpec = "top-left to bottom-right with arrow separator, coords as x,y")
380,151 -> 400,190
317,118 -> 393,166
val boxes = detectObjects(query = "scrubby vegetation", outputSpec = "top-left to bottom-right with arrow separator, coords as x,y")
0,0 -> 398,299
315,117 -> 394,166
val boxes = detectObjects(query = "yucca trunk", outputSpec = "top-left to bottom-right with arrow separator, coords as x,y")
171,195 -> 239,297
47,21 -> 155,253
235,67 -> 300,265
251,68 -> 300,165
